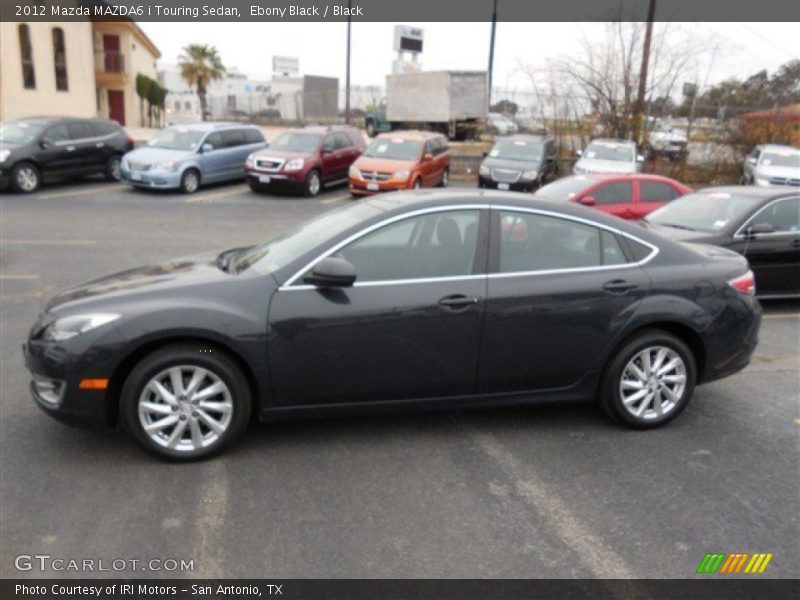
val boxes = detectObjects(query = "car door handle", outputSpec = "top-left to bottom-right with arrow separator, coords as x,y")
66,146 -> 76,152
439,295 -> 481,309
603,279 -> 638,294
95,142 -> 105,147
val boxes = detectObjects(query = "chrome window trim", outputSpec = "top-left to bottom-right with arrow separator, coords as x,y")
278,203 -> 660,291
732,195 -> 800,239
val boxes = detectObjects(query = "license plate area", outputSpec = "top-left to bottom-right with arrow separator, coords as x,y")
259,175 -> 271,183
498,183 -> 510,190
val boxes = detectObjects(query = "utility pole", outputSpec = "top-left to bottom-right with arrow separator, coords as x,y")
633,0 -> 656,144
345,0 -> 352,124
487,0 -> 498,109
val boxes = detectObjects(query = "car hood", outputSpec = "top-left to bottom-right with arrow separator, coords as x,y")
481,157 -> 541,171
45,252 -> 233,314
124,146 -> 195,164
0,140 -> 27,153
754,164 -> 800,179
575,158 -> 637,174
354,156 -> 417,172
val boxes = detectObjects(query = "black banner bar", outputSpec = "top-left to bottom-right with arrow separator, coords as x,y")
2,0 -> 800,22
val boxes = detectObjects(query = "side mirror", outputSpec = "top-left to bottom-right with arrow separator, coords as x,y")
578,196 -> 596,206
745,222 -> 775,238
200,143 -> 214,154
423,153 -> 433,162
40,140 -> 53,150
576,149 -> 583,157
304,257 -> 356,288
747,156 -> 757,165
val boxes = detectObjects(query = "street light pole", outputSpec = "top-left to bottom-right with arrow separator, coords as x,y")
487,0 -> 498,109
345,0 -> 352,124
633,0 -> 656,144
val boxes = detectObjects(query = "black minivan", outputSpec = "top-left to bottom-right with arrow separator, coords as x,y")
478,134 -> 558,191
0,117 -> 134,193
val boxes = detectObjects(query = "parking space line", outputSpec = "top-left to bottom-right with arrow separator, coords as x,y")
1,239 -> 96,246
322,194 -> 350,205
35,184 -> 127,200
185,186 -> 248,203
0,274 -> 40,280
763,313 -> 800,320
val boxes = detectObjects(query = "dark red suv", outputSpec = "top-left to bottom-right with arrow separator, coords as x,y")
245,125 -> 365,197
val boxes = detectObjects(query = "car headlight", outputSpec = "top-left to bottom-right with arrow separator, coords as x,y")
152,161 -> 178,172
0,149 -> 10,163
284,158 -> 304,172
42,313 -> 120,342
245,154 -> 255,167
349,165 -> 362,179
479,164 -> 490,177
394,170 -> 410,181
522,170 -> 539,179
754,177 -> 771,186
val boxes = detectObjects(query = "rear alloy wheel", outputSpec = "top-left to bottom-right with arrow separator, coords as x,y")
106,155 -> 122,181
11,162 -> 41,193
439,168 -> 449,188
304,170 -> 321,197
121,345 -> 251,460
180,169 -> 200,194
600,330 -> 695,428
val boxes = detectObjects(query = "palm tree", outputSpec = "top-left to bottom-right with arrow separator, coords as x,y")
178,44 -> 225,121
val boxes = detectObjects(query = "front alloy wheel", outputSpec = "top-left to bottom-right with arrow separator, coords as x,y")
180,169 -> 200,194
305,170 -> 321,197
11,162 -> 41,193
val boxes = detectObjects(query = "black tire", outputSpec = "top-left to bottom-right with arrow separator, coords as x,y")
366,120 -> 376,137
105,154 -> 123,181
179,168 -> 201,194
120,344 -> 252,461
10,161 -> 42,193
599,330 -> 696,429
304,169 -> 322,197
438,168 -> 449,188
413,177 -> 423,190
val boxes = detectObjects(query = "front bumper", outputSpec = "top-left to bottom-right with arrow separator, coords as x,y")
120,166 -> 181,189
23,323 -> 127,428
349,176 -> 411,196
478,175 -> 536,192
246,170 -> 306,193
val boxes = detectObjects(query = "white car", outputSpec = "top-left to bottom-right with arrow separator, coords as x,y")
742,144 -> 800,187
574,139 -> 644,175
488,112 -> 518,136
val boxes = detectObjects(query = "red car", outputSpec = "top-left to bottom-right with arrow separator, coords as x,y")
245,125 -> 365,197
534,174 -> 692,220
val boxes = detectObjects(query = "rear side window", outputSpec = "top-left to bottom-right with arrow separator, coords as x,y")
93,121 -> 121,136
66,122 -> 94,139
497,211 -> 629,273
624,237 -> 654,262
592,181 -> 633,205
243,128 -> 265,144
204,132 -> 224,149
641,181 -> 679,202
43,124 -> 69,143
221,129 -> 246,148
333,132 -> 351,150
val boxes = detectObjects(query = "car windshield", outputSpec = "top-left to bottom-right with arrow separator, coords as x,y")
147,128 -> 206,151
645,191 -> 760,233
534,176 -> 592,199
270,132 -> 321,153
233,202 -> 384,275
0,120 -> 46,144
488,139 -> 543,161
364,138 -> 422,160
760,151 -> 800,168
584,142 -> 634,162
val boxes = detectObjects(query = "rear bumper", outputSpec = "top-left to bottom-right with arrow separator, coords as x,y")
698,295 -> 762,384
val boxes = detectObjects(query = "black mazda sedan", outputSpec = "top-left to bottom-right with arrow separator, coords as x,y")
642,187 -> 799,298
24,191 -> 762,460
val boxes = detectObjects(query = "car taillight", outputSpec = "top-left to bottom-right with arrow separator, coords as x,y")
728,271 -> 756,296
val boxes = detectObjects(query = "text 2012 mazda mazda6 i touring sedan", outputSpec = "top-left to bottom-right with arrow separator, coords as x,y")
24,191 -> 762,460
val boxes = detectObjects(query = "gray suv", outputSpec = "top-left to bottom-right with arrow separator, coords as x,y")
741,144 -> 800,187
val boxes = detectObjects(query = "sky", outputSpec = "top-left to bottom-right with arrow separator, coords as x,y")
140,21 -> 799,96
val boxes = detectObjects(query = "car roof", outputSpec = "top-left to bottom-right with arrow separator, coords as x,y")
589,138 -> 636,146
757,144 -> 800,153
374,130 -> 444,141
301,124 -> 360,134
168,122 -> 258,132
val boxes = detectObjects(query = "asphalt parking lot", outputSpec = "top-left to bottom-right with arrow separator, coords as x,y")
1,177 -> 798,579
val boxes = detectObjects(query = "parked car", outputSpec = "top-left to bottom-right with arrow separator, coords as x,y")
24,191 -> 761,459
349,131 -> 450,196
573,139 -> 644,175
478,135 -> 558,191
642,187 -> 799,297
0,116 -> 133,193
741,144 -> 800,187
487,112 -> 519,136
534,174 -> 692,220
246,125 -> 365,197
647,125 -> 688,162
121,123 -> 266,194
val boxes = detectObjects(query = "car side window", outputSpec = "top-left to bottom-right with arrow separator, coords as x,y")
66,122 -> 93,140
745,197 -> 800,233
203,132 -> 223,150
424,141 -> 435,156
322,135 -> 336,152
333,132 -> 351,150
42,125 -> 70,143
331,210 -> 481,282
591,181 -> 633,205
221,129 -> 246,148
640,182 -> 679,203
497,211 -> 628,272
243,128 -> 265,144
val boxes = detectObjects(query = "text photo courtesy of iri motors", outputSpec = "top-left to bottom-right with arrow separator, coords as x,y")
0,1 -> 799,599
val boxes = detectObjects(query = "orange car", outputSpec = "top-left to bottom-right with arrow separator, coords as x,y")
349,131 -> 450,196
